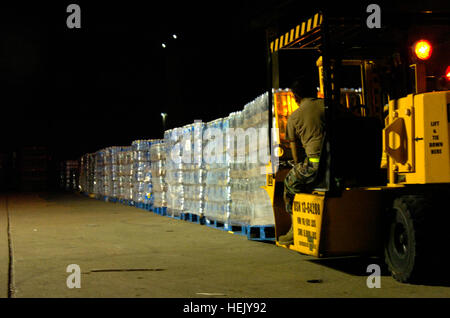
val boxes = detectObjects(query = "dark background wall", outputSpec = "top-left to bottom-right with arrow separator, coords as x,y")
0,0 -> 448,190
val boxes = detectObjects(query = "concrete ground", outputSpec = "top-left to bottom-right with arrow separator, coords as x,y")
0,192 -> 450,298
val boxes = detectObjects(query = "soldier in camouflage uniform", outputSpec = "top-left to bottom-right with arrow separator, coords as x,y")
278,77 -> 325,245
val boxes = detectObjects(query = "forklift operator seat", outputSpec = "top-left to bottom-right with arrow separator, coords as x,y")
314,113 -> 384,191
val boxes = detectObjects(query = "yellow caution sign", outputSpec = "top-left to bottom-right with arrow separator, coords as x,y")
292,193 -> 325,257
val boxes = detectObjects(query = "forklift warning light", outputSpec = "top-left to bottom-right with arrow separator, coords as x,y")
414,40 -> 432,60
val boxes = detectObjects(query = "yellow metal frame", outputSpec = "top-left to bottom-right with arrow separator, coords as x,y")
383,91 -> 450,185
270,13 -> 322,53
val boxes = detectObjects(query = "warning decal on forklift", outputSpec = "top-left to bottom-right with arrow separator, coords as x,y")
292,193 -> 325,257
430,121 -> 443,155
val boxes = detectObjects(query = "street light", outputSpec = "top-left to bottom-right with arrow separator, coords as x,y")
161,113 -> 168,131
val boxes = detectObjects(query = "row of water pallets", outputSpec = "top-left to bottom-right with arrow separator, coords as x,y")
81,192 -> 275,242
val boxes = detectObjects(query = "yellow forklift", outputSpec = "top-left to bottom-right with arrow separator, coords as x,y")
263,9 -> 450,283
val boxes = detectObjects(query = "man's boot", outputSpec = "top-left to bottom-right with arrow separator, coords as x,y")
278,225 -> 294,245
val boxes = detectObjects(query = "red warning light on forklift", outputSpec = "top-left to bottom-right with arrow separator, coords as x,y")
414,40 -> 432,60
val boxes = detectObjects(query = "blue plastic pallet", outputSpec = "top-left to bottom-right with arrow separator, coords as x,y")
135,202 -> 145,209
168,212 -> 182,220
205,218 -> 246,236
246,225 -> 276,241
225,223 -> 249,236
204,218 -> 226,231
152,207 -> 167,216
109,197 -> 118,203
135,202 -> 152,211
179,212 -> 205,224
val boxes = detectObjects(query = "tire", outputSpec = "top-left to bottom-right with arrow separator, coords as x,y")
384,195 -> 431,283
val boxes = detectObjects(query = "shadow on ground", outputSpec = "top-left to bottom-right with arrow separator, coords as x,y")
308,256 -> 391,277
309,256 -> 450,287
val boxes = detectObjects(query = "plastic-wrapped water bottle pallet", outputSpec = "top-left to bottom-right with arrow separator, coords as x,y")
179,212 -> 205,225
152,206 -> 167,216
246,225 -> 276,241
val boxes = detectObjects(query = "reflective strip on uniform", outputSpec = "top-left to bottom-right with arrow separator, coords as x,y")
308,157 -> 320,163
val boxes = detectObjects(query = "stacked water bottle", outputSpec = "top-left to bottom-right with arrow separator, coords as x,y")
103,147 -> 112,198
94,150 -> 105,196
111,147 -> 122,199
86,153 -> 95,194
79,154 -> 87,193
228,110 -> 252,226
229,92 -> 273,226
118,147 -> 128,200
204,118 -> 232,224
150,140 -> 167,208
182,121 -> 206,217
132,140 -> 152,205
124,147 -> 134,202
164,127 -> 185,218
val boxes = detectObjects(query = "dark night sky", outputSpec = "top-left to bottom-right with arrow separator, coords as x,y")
0,0 -> 448,161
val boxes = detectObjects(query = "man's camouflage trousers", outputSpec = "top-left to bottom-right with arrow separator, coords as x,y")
283,158 -> 319,215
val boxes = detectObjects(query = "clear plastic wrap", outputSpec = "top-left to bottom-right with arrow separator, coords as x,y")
227,92 -> 274,226
203,118 -> 231,223
150,140 -> 167,208
93,150 -> 105,196
180,122 -> 205,216
201,92 -> 274,226
164,128 -> 184,217
131,140 -> 157,204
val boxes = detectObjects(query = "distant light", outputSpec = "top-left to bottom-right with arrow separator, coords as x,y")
161,113 -> 167,117
414,40 -> 432,60
446,66 -> 450,81
162,43 -> 166,48
172,34 -> 177,39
